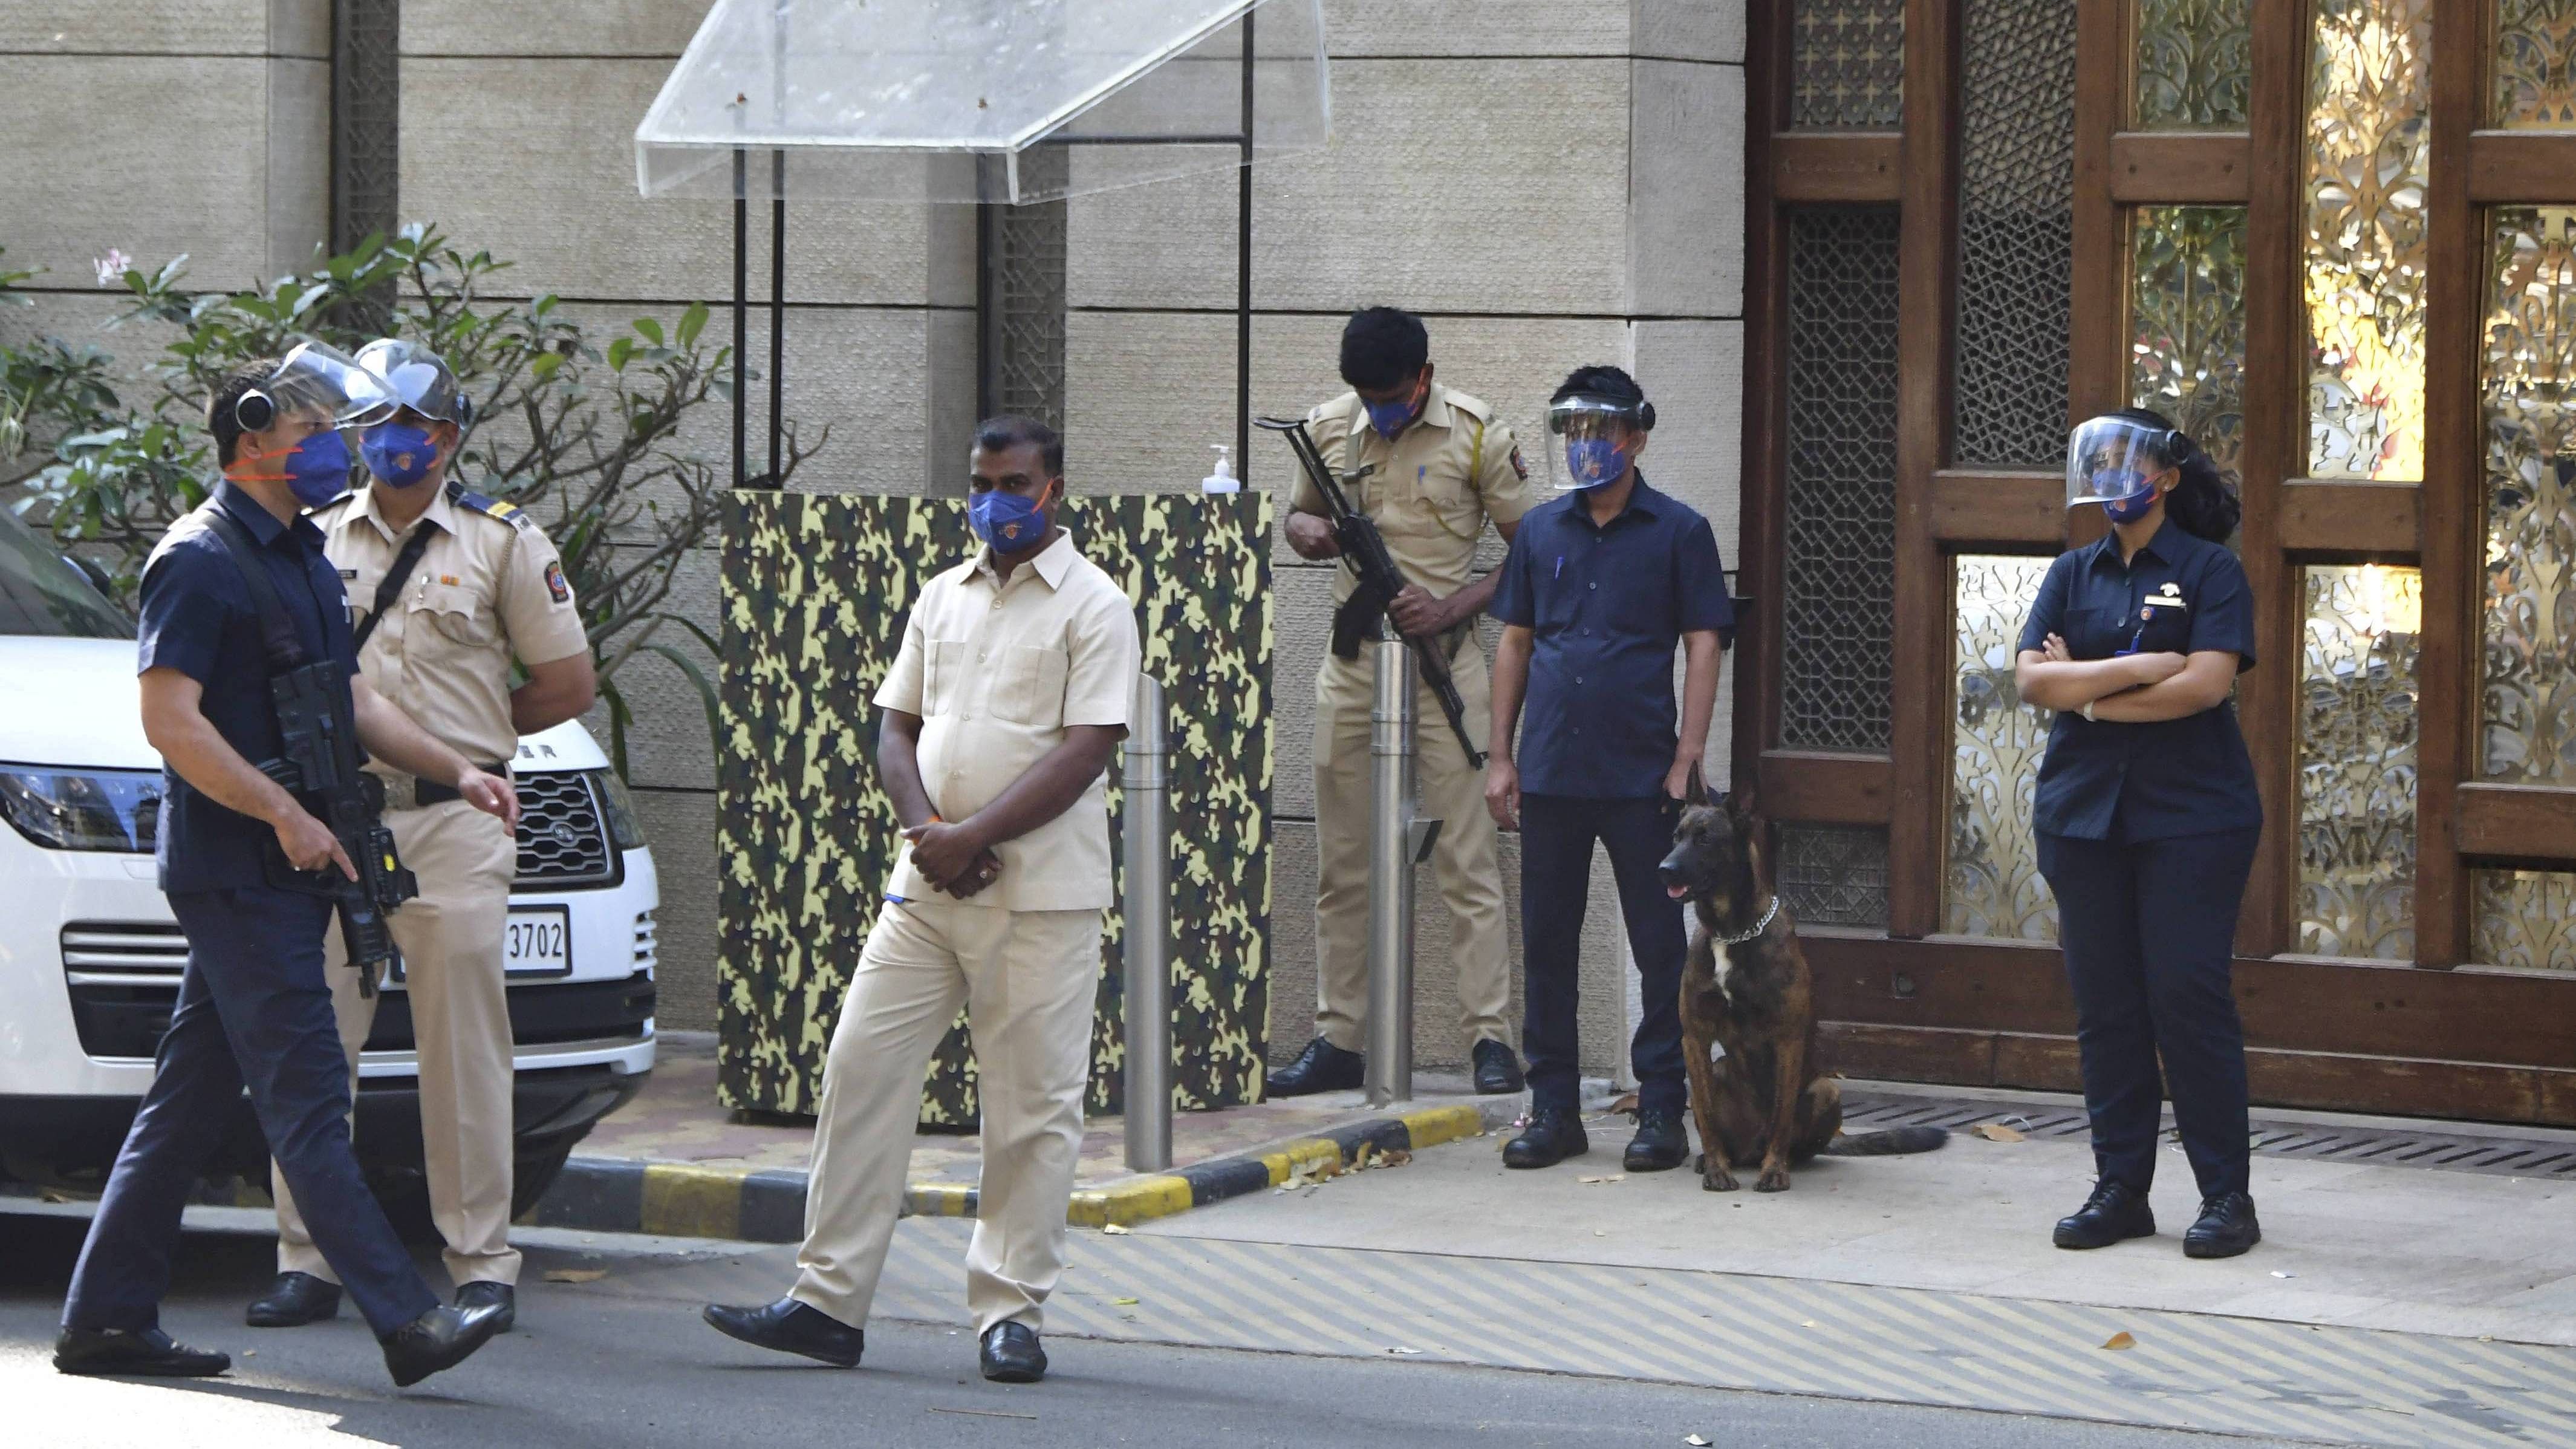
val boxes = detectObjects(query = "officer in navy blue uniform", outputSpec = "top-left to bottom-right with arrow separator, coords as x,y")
54,346 -> 521,1387
2014,408 -> 2264,1260
1485,366 -> 1733,1173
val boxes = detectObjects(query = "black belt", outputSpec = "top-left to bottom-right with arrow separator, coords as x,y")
411,764 -> 510,807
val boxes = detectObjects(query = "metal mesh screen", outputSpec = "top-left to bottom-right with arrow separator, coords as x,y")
1775,824 -> 1890,928
1953,0 -> 2077,468
1780,207 -> 1901,752
331,0 -> 400,259
1791,0 -> 1907,129
980,149 -> 1068,429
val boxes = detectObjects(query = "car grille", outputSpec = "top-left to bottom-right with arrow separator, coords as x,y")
514,772 -> 617,888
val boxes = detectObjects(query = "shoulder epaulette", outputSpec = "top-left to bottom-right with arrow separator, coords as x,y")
452,486 -> 533,531
1443,388 -> 1492,422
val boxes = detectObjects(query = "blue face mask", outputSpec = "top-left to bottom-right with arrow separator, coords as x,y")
2101,485 -> 2159,524
361,420 -> 440,488
969,482 -> 1055,550
279,429 -> 356,507
1364,380 -> 1425,441
1564,438 -> 1631,490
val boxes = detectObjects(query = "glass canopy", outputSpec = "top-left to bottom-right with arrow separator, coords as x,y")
634,0 -> 1330,204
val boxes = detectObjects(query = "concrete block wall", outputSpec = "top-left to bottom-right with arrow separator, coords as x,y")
1064,2 -> 1747,1075
4,3 -> 1751,1082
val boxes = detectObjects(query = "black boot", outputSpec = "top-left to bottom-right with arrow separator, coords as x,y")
980,1321 -> 1047,1383
1501,1108 -> 1589,1169
1470,1040 -> 1525,1095
380,1301 -> 507,1389
246,1271 -> 342,1328
2184,1192 -> 2262,1259
54,1326 -> 229,1378
2052,1179 -> 2156,1249
1269,1036 -> 1364,1097
703,1297 -> 865,1368
1623,1109 -> 1688,1171
457,1281 -> 515,1334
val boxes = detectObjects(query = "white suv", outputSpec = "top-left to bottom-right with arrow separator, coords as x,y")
0,507 -> 655,1220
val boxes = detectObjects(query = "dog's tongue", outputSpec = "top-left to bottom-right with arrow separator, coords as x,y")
1665,884 -> 1690,900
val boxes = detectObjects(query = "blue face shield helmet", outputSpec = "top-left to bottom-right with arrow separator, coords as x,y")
1544,393 -> 1655,490
2067,415 -> 2180,522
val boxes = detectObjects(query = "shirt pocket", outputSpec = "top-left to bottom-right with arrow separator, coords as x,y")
2136,599 -> 2193,655
2061,605 -> 2121,659
415,581 -> 498,652
992,643 -> 1070,728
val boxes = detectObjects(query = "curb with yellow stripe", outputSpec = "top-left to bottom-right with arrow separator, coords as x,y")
524,1101 -> 1511,1243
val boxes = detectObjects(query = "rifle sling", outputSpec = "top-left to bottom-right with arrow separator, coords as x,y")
200,505 -> 310,675
353,515 -> 441,653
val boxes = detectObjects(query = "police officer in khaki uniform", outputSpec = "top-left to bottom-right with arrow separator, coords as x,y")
249,340 -> 596,1335
704,415 -> 1140,1386
1271,307 -> 1537,1098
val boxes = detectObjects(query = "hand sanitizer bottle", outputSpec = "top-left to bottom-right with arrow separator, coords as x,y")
1201,444 -> 1240,495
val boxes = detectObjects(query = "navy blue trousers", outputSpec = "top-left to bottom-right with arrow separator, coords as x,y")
2038,827 -> 2259,1200
63,887 -> 437,1337
1518,794 -> 1688,1116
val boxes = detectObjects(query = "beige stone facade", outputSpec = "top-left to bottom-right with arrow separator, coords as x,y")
2,1 -> 1746,1081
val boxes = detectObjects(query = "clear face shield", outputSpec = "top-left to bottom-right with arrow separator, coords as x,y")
1544,396 -> 1653,490
354,337 -> 473,429
2066,415 -> 2181,517
265,339 -> 400,429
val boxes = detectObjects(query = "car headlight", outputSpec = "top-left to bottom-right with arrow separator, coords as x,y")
0,766 -> 163,852
589,768 -> 647,850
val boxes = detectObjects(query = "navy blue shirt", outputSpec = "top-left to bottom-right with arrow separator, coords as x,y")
2018,520 -> 2261,842
137,481 -> 359,893
1491,477 -> 1734,798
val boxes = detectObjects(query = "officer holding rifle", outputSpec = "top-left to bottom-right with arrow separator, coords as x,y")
1270,307 -> 1535,1098
54,345 -> 519,1390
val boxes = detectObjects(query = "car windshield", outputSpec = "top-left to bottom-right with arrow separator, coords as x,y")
0,509 -> 131,639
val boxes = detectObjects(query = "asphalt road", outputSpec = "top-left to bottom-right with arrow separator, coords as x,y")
0,1206 -> 2302,1448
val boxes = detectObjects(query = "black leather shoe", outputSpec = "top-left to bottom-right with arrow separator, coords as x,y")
246,1271 -> 341,1328
1501,1109 -> 1590,1169
2052,1179 -> 2157,1249
1269,1036 -> 1365,1097
980,1321 -> 1047,1383
380,1301 -> 507,1389
2184,1192 -> 2262,1259
457,1281 -> 515,1334
703,1297 -> 864,1368
54,1326 -> 229,1378
1471,1040 -> 1526,1095
1624,1109 -> 1688,1172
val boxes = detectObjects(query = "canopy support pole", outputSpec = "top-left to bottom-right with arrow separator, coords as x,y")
732,148 -> 748,490
770,149 -> 787,487
1235,9 -> 1254,485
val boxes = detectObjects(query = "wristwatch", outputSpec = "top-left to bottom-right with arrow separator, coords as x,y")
2080,700 -> 2097,722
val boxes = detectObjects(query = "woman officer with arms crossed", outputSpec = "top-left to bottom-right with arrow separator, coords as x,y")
2013,408 -> 2263,1260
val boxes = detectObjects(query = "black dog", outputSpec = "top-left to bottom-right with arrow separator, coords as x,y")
1658,790 -> 1947,1191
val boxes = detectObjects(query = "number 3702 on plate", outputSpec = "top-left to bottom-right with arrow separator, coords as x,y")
504,906 -> 573,977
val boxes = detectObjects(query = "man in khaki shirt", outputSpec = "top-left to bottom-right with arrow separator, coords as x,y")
250,340 -> 596,1335
1273,307 -> 1536,1097
705,415 -> 1140,1386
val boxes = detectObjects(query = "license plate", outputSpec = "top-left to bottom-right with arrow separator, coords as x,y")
504,907 -> 573,977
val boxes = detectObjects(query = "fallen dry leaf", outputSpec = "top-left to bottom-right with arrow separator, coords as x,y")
1390,1346 -> 1422,1355
1970,1122 -> 2025,1143
1577,1174 -> 1627,1185
1686,1436 -> 1712,1447
1102,1223 -> 1132,1235
543,1268 -> 608,1284
1113,1297 -> 1139,1306
2101,1331 -> 2136,1350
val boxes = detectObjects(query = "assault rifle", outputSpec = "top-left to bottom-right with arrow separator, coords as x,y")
1257,415 -> 1486,769
256,663 -> 417,997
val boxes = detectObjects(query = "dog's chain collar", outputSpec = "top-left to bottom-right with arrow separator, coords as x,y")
1712,893 -> 1781,947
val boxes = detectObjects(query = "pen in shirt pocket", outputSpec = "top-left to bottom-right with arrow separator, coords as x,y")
1554,555 -> 1563,580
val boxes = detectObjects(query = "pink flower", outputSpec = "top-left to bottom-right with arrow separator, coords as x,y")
93,249 -> 132,287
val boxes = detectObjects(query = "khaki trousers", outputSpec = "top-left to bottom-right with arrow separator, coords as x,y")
791,899 -> 1101,1335
273,798 -> 521,1289
1312,639 -> 1512,1055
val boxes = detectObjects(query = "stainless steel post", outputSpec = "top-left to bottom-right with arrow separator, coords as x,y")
1122,673 -> 1172,1172
1366,627 -> 1421,1107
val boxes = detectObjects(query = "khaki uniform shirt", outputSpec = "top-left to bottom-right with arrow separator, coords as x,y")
1294,383 -> 1538,604
315,482 -> 590,771
875,530 -> 1142,912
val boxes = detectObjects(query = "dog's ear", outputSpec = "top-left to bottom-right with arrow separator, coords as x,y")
1686,762 -> 1710,807
1725,787 -> 1758,825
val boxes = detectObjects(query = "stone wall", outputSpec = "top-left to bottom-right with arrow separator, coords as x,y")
3,1 -> 1749,1086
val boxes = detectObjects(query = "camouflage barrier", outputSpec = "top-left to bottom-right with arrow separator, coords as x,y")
714,490 -> 1275,1124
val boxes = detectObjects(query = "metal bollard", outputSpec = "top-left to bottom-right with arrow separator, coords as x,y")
1366,627 -> 1440,1107
1122,672 -> 1173,1172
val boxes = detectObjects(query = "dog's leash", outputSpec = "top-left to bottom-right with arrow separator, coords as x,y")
1712,893 -> 1781,946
